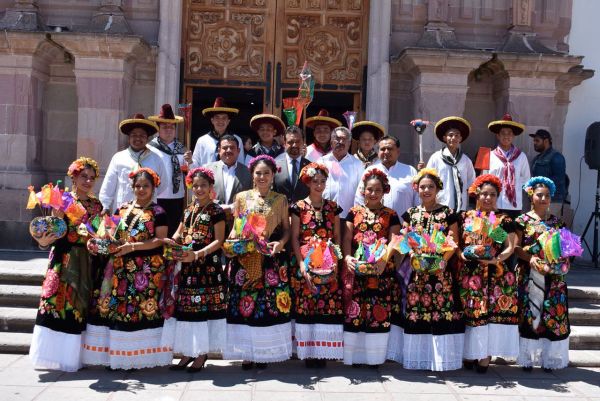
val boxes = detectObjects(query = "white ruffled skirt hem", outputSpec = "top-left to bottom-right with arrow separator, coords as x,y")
386,324 -> 404,362
29,325 -> 83,372
163,318 -> 226,357
294,323 -> 343,360
343,331 -> 390,365
402,332 -> 464,371
81,324 -> 173,369
517,336 -> 569,369
223,322 -> 292,363
463,324 -> 519,360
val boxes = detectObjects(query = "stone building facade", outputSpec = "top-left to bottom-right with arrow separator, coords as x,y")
0,0 -> 594,249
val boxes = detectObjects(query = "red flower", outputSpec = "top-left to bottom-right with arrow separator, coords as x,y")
239,295 -> 255,318
41,269 -> 60,298
373,304 -> 388,322
505,272 -> 515,286
468,276 -> 482,290
421,293 -> 432,307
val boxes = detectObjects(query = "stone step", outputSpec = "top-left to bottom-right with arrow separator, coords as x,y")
0,307 -> 36,333
569,301 -> 600,326
569,325 -> 600,350
569,286 -> 600,302
0,285 -> 40,308
0,251 -> 47,286
0,331 -> 32,354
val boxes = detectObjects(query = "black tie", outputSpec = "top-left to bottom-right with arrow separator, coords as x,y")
291,159 -> 299,189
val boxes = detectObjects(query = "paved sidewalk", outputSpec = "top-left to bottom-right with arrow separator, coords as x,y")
1,354 -> 599,401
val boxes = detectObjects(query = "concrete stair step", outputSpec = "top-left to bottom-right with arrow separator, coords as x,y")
569,300 -> 600,326
0,331 -> 32,354
569,286 -> 600,302
569,325 -> 600,350
0,307 -> 36,333
0,252 -> 47,286
0,285 -> 40,308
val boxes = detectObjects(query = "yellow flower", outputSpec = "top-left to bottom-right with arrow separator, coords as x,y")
444,311 -> 453,320
423,313 -> 431,322
276,291 -> 291,313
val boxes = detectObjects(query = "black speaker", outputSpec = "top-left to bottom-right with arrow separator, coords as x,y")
585,122 -> 600,170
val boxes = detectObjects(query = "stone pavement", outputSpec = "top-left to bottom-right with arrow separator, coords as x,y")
1,354 -> 599,401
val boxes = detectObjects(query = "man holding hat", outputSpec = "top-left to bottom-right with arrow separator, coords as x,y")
484,114 -> 531,218
530,129 -> 568,216
247,113 -> 286,160
99,114 -> 166,213
305,109 -> 342,162
147,104 -> 187,236
351,120 -> 384,168
425,116 -> 476,211
189,97 -> 245,167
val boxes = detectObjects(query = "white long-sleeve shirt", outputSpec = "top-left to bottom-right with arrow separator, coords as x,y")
319,152 -> 364,218
99,148 -> 166,212
485,149 -> 531,211
191,132 -> 245,167
426,149 -> 476,211
354,161 -> 418,221
147,142 -> 185,199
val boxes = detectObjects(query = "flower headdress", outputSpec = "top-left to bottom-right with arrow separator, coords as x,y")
412,168 -> 443,191
185,167 -> 215,188
129,167 -> 161,187
248,154 -> 279,173
299,162 -> 328,184
362,168 -> 390,194
468,174 -> 503,197
523,176 -> 556,198
67,157 -> 99,178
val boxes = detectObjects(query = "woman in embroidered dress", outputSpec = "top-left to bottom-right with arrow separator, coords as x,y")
458,174 -> 519,373
343,169 -> 402,367
164,167 -> 226,372
401,168 -> 464,371
290,162 -> 344,368
82,168 -> 173,369
29,157 -> 103,372
224,155 -> 292,370
515,177 -> 570,372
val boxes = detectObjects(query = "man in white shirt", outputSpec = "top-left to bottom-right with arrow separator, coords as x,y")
319,126 -> 364,219
425,116 -> 476,212
188,97 -> 245,167
355,135 -> 418,221
484,114 -> 531,218
305,109 -> 341,162
147,104 -> 187,236
205,134 -> 252,219
99,114 -> 166,213
274,126 -> 310,203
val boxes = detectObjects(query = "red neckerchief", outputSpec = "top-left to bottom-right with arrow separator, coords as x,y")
493,145 -> 522,207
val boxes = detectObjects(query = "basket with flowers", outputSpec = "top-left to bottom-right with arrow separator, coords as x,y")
80,215 -> 123,256
300,237 -> 342,284
525,227 -> 583,275
462,211 -> 508,261
353,238 -> 388,276
222,211 -> 270,257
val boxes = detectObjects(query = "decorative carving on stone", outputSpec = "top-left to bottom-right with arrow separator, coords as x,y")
513,0 -> 532,27
428,0 -> 449,22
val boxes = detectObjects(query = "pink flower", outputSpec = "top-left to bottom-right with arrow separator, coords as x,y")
505,272 -> 515,286
437,294 -> 445,307
421,293 -> 432,307
407,292 -> 419,306
363,231 -> 377,244
41,269 -> 60,298
265,269 -> 279,286
347,301 -> 360,318
239,295 -> 255,318
317,299 -> 325,309
468,276 -> 482,291
134,272 -> 149,291
461,275 -> 470,289
235,269 -> 246,286
493,285 -> 502,298
117,279 -> 127,296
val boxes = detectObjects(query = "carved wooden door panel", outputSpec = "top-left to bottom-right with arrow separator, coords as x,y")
273,0 -> 370,115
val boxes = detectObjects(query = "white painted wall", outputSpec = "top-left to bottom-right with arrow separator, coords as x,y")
564,0 -> 600,262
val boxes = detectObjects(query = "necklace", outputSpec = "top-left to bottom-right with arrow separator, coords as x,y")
252,189 -> 271,214
184,201 -> 212,244
306,197 -> 324,222
414,205 -> 437,234
123,201 -> 152,238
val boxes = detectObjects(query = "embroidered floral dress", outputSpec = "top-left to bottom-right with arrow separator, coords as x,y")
82,202 -> 172,369
401,205 -> 465,371
458,211 -> 519,360
343,205 -> 402,365
224,190 -> 293,363
515,213 -> 570,369
29,196 -> 103,372
290,199 -> 344,360
167,201 -> 227,356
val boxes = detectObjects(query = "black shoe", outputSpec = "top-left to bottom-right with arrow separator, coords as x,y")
463,360 -> 475,370
256,363 -> 268,370
522,366 -> 533,372
169,357 -> 195,371
316,359 -> 327,368
241,361 -> 254,370
543,368 -> 553,373
476,364 -> 489,374
187,356 -> 207,373
305,359 -> 316,368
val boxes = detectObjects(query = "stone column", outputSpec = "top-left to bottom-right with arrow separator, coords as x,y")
154,0 -> 182,109
394,49 -> 489,165
365,0 -> 391,129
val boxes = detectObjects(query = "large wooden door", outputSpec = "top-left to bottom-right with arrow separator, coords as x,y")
181,0 -> 370,146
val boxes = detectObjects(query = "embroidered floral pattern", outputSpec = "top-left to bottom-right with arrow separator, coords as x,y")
344,206 -> 402,333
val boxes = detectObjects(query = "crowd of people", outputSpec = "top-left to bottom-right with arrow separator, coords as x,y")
28,97 -> 572,376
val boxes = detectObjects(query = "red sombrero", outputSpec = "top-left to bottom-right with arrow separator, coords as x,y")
119,113 -> 159,136
149,104 -> 184,124
488,114 -> 525,136
305,109 -> 342,130
202,97 -> 239,118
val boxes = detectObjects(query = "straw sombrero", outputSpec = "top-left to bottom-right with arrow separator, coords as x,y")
119,113 -> 159,136
250,114 -> 286,137
305,109 -> 342,130
488,114 -> 525,136
351,120 -> 385,141
434,116 -> 471,142
202,97 -> 239,118
148,104 -> 184,124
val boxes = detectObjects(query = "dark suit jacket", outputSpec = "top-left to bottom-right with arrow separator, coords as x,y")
273,154 -> 310,204
206,161 -> 252,206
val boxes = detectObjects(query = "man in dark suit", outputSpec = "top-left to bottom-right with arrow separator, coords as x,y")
206,134 -> 252,220
274,126 -> 310,204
